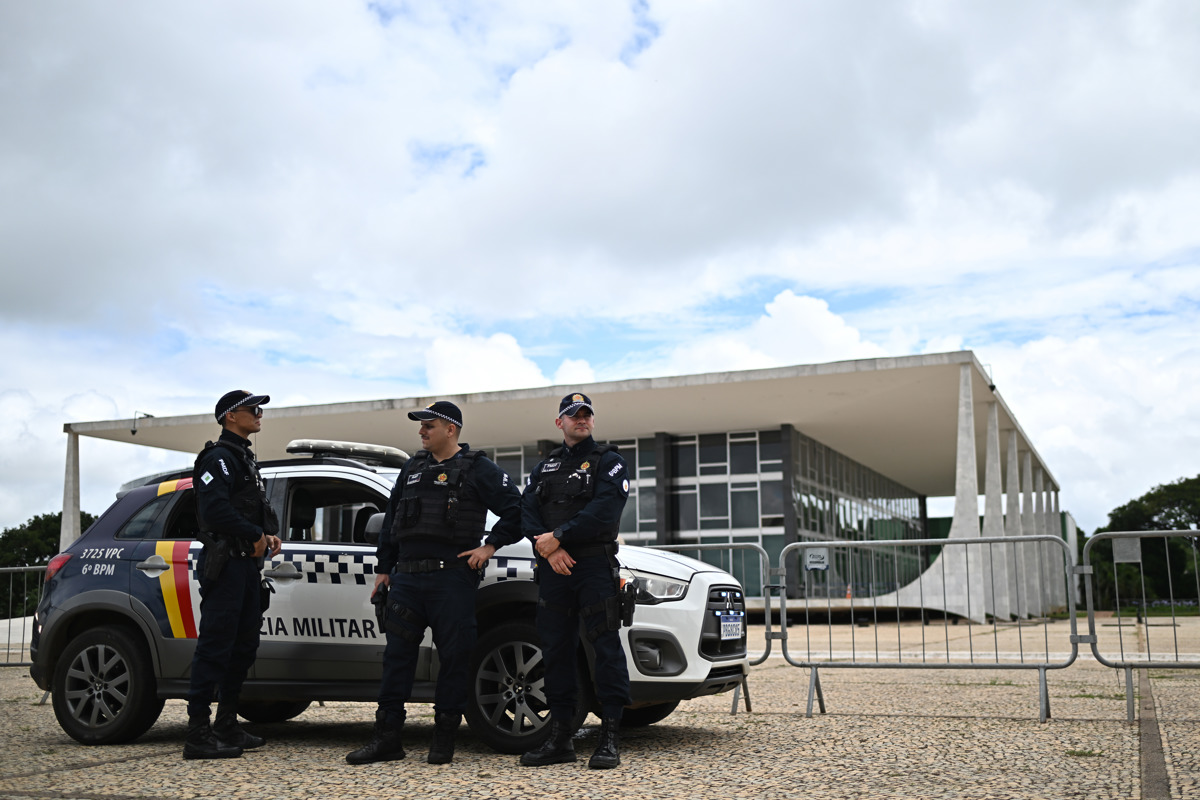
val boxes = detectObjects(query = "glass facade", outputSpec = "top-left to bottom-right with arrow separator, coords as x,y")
789,428 -> 925,602
480,425 -> 924,599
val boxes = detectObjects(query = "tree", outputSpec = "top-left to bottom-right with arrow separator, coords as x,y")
1,511 -> 97,618
1088,476 -> 1200,611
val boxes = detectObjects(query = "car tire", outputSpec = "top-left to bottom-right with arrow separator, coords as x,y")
619,700 -> 680,727
465,620 -> 589,754
51,626 -> 164,745
237,700 -> 312,723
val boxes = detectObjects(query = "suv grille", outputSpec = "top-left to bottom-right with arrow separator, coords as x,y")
699,586 -> 746,660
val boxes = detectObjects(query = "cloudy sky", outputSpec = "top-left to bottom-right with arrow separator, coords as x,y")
2,1 -> 1198,535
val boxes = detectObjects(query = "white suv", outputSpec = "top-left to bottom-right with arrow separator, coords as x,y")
30,441 -> 749,753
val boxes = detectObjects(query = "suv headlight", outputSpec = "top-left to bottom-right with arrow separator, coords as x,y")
626,569 -> 688,604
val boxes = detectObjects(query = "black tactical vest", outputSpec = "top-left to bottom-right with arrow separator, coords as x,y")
391,449 -> 488,548
534,444 -> 619,533
193,440 -> 279,536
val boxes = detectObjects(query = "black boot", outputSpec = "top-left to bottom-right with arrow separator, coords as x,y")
213,704 -> 266,750
520,718 -> 576,766
427,710 -> 461,764
183,716 -> 243,760
587,716 -> 621,769
346,710 -> 405,765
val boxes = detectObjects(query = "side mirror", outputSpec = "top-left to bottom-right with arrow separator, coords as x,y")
364,512 -> 386,545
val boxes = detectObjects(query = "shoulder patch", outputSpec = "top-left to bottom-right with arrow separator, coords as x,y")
200,471 -> 214,485
217,458 -> 230,476
621,478 -> 630,495
607,462 -> 624,477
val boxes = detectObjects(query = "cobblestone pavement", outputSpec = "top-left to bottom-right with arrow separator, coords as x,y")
2,622 -> 1198,800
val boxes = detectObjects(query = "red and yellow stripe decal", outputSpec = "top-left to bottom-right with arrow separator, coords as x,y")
157,477 -> 193,496
155,477 -> 198,639
156,540 -> 198,639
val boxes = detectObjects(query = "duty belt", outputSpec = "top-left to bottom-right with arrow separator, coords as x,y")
393,558 -> 470,574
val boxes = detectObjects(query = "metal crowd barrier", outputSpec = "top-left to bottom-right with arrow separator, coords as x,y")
656,535 -> 1079,722
1,566 -> 46,667
778,535 -> 1078,723
1081,530 -> 1200,721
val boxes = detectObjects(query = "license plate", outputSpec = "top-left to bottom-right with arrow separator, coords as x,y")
720,613 -> 742,640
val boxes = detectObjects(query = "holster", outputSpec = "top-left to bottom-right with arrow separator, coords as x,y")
620,577 -> 637,627
259,578 -> 274,612
197,532 -> 231,582
371,583 -> 388,631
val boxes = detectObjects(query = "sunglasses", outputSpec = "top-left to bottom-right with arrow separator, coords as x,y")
235,405 -> 264,418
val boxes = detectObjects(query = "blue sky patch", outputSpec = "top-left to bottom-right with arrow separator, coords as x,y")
410,141 -> 487,178
621,0 -> 661,66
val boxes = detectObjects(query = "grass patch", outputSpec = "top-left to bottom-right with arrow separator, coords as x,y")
1066,749 -> 1103,757
1115,606 -> 1200,617
1069,693 -> 1125,700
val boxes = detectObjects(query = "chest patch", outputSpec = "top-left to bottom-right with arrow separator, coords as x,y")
541,460 -> 562,473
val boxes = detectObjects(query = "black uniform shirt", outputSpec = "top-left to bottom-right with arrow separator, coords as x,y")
193,429 -> 266,548
375,444 -> 523,574
521,435 -> 629,545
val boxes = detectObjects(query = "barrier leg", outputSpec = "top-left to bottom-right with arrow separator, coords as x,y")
730,676 -> 752,715
1125,666 -> 1135,723
805,667 -> 825,718
1038,667 -> 1050,723
39,691 -> 50,706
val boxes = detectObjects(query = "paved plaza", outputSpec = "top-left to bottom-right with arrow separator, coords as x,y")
2,620 -> 1198,800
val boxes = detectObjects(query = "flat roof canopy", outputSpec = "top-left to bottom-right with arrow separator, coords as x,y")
65,351 -> 1055,497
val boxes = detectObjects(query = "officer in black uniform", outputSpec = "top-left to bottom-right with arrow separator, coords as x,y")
347,400 -> 523,766
184,390 -> 283,760
520,392 -> 631,770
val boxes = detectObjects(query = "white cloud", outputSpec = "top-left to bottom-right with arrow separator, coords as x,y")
1,1 -> 1198,535
552,358 -> 595,386
640,291 -> 888,377
986,330 -> 1200,533
424,333 -> 550,395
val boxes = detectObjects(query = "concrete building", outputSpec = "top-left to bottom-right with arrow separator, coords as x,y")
61,350 -> 1074,620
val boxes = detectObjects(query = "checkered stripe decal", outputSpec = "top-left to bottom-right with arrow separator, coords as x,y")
184,548 -> 375,586
481,556 -> 534,586
288,551 -> 374,585
185,546 -> 531,586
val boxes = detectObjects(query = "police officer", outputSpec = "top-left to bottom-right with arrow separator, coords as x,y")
520,392 -> 631,770
347,400 -> 522,766
184,390 -> 283,760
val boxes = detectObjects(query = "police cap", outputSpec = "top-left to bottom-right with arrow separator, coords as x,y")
408,400 -> 464,428
558,392 -> 594,418
215,390 -> 270,422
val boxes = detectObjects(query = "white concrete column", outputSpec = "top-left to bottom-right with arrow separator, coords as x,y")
1004,431 -> 1024,617
1043,482 -> 1065,611
1034,468 -> 1048,615
1062,501 -> 1079,610
1021,452 -> 1042,616
982,402 -> 1010,619
60,431 -> 81,552
891,364 -> 987,622
878,365 -> 989,622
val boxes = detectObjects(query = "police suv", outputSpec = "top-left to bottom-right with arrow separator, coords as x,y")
30,441 -> 749,753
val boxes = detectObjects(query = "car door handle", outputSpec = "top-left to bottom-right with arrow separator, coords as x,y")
264,561 -> 303,581
135,555 -> 170,576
